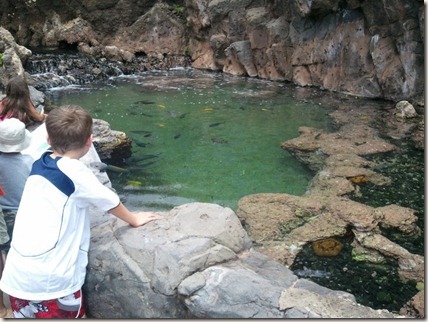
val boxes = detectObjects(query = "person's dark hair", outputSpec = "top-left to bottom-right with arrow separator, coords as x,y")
0,76 -> 43,125
45,105 -> 93,154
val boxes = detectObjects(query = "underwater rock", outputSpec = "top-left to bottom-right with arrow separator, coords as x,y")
312,238 -> 343,257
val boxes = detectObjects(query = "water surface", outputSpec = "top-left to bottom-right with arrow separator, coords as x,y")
48,69 -> 333,211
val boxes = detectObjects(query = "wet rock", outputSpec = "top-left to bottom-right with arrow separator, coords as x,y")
353,231 -> 424,283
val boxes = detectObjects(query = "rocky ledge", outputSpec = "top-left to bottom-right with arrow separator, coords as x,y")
236,93 -> 424,318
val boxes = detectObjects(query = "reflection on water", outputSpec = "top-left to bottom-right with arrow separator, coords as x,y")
48,68 -> 333,211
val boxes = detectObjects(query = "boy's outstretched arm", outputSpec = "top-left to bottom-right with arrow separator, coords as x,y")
108,202 -> 161,227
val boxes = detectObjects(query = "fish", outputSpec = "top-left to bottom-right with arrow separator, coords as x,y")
174,133 -> 181,139
133,139 -> 150,148
204,108 -> 214,111
158,104 -> 166,108
134,100 -> 155,105
211,137 -> 228,144
106,164 -> 129,173
179,112 -> 189,119
209,122 -> 222,127
128,153 -> 161,163
130,160 -> 157,169
127,180 -> 143,186
293,268 -> 331,279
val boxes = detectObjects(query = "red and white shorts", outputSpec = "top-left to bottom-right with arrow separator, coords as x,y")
9,289 -> 86,318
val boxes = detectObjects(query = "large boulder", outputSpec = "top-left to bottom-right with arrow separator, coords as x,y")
84,202 -> 401,318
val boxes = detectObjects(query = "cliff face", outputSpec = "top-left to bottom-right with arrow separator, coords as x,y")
0,0 -> 424,103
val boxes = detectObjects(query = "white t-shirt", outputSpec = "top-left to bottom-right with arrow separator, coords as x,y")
0,152 -> 120,301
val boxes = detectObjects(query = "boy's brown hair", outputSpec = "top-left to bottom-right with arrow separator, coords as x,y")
45,105 -> 93,154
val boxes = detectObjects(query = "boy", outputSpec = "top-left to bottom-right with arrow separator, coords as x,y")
0,105 -> 160,318
0,118 -> 34,318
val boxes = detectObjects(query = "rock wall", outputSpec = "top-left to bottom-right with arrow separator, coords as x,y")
0,0 -> 424,103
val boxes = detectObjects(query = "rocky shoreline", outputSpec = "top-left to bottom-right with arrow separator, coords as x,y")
235,90 -> 424,316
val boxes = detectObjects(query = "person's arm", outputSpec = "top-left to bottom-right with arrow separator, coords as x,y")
108,202 -> 161,227
26,101 -> 45,122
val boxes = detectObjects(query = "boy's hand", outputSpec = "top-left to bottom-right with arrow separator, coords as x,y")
108,203 -> 161,227
131,211 -> 161,227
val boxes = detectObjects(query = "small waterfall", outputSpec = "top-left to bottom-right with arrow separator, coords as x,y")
25,51 -> 125,90
25,50 -> 192,91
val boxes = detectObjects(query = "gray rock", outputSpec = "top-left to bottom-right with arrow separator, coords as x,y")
84,202 -> 403,318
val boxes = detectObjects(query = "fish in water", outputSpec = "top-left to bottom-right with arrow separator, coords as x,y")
130,160 -> 157,169
293,268 -> 331,279
174,133 -> 181,139
127,180 -> 143,186
134,100 -> 155,105
133,139 -> 150,148
130,130 -> 152,135
211,137 -> 228,144
106,164 -> 129,173
209,122 -> 222,127
128,153 -> 161,163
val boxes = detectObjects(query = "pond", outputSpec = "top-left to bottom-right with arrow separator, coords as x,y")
47,68 -> 333,211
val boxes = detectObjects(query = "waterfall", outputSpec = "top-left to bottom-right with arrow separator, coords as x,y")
25,50 -> 192,91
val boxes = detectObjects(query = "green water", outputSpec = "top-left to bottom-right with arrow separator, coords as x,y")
48,69 -> 332,211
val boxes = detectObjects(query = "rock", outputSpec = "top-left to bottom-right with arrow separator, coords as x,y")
92,118 -> 132,164
0,1 -> 424,101
236,97 -> 423,304
223,40 -> 257,77
395,100 -> 418,118
84,202 -> 402,318
278,285 -> 396,318
400,290 -> 424,318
